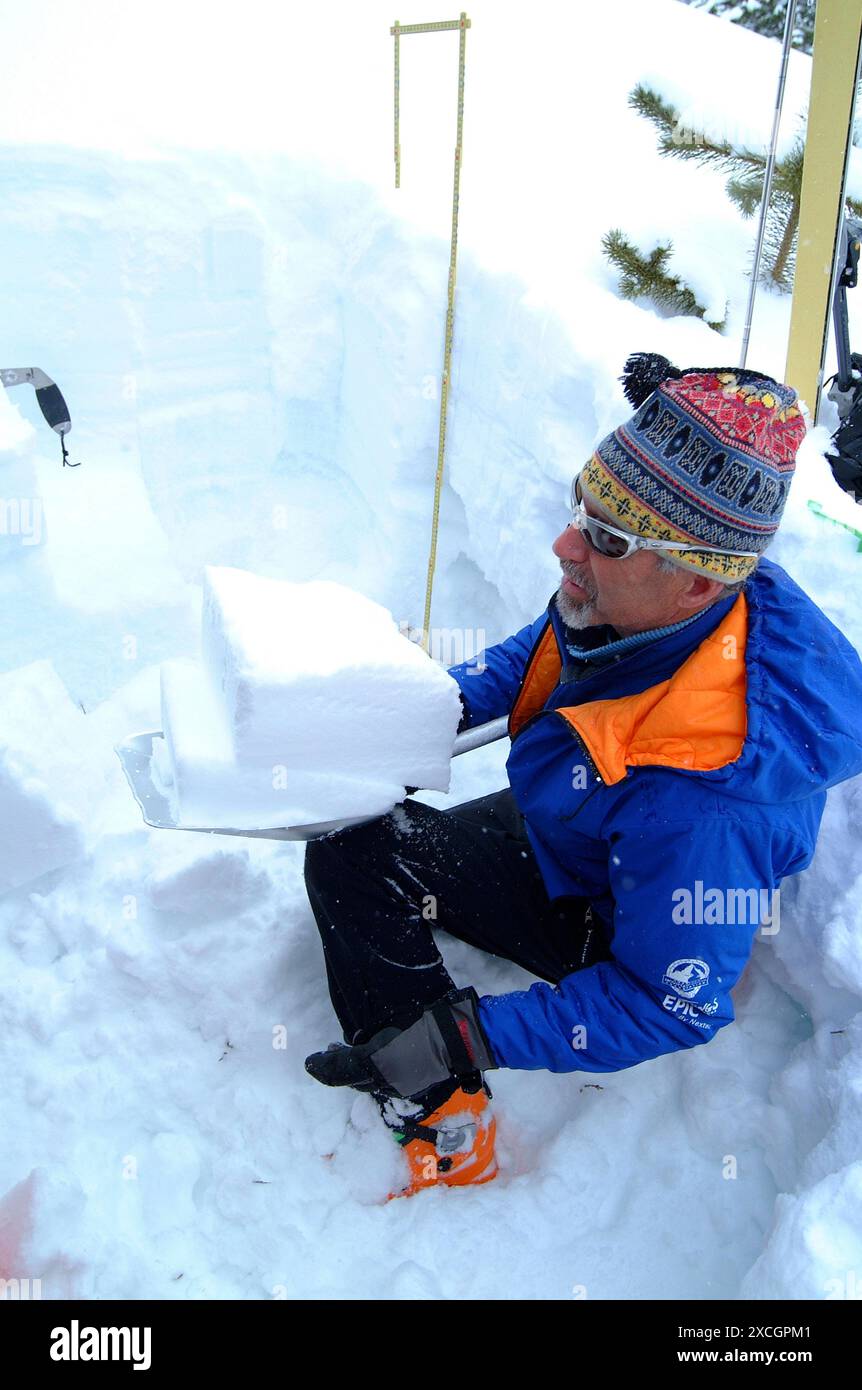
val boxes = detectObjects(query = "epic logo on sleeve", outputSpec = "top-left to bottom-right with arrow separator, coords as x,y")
50,1321 -> 151,1371
662,958 -> 710,998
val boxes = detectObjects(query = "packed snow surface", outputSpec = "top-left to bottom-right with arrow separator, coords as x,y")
0,661 -> 110,893
1,0 -> 862,1301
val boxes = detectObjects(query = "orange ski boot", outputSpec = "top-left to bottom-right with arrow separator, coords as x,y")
379,1078 -> 498,1199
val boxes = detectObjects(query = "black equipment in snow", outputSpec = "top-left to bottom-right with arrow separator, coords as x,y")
826,215 -> 862,503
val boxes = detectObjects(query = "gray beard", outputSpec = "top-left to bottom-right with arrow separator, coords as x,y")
554,582 -> 598,630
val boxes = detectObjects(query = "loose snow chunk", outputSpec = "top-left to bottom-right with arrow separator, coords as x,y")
158,570 -> 462,829
0,661 -> 107,893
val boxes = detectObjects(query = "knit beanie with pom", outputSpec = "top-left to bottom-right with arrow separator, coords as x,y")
580,352 -> 807,583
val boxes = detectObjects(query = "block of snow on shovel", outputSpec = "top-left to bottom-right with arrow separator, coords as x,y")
116,566 -> 501,840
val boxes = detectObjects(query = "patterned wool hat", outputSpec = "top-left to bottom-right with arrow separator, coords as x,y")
580,352 -> 807,582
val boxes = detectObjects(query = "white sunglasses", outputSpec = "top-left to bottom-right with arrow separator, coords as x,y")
570,476 -> 759,561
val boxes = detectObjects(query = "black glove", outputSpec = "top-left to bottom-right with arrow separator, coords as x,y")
304,986 -> 498,1099
455,690 -> 471,735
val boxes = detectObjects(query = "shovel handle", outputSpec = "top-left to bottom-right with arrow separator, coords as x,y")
452,714 -> 508,755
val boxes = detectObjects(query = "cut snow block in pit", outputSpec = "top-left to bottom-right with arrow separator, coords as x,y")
0,660 -> 109,894
156,656 -> 375,828
157,655 -> 439,831
192,565 -> 462,798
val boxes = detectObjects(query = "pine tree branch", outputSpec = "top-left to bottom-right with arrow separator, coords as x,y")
625,84 -> 808,296
631,82 -> 767,176
628,83 -> 678,138
602,228 -> 725,331
726,173 -> 764,218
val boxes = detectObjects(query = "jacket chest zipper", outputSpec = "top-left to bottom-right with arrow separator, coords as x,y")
511,610 -> 649,742
511,708 -> 605,787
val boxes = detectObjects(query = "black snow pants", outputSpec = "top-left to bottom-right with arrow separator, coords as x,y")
303,786 -> 613,1051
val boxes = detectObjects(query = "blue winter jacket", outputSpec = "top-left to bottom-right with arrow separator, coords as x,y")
446,558 -> 862,1074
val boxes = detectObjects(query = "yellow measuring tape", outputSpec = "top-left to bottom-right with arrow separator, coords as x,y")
391,13 -> 470,653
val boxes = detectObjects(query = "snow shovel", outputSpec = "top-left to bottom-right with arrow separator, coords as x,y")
114,715 -> 509,841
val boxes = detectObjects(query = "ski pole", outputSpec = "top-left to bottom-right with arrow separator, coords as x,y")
739,0 -> 798,369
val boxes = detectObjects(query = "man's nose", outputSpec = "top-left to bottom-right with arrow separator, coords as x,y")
552,522 -> 592,564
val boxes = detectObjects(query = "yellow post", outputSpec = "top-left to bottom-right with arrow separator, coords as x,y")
785,0 -> 862,419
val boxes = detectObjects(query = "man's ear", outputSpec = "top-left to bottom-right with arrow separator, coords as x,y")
676,571 -> 728,611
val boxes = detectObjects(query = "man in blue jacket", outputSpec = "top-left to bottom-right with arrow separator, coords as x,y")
304,352 -> 862,1198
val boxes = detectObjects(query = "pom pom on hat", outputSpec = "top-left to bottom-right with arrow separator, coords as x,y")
620,352 -> 683,407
